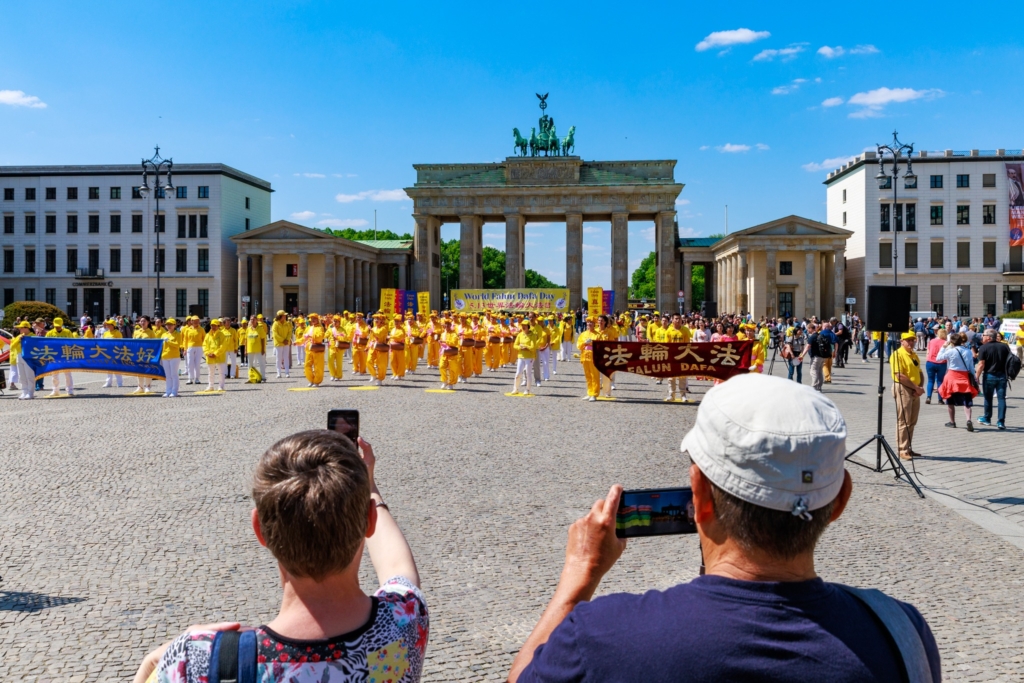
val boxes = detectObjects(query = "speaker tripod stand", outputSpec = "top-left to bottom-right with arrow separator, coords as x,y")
845,345 -> 924,498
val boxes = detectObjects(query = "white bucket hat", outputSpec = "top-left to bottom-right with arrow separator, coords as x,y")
681,373 -> 847,519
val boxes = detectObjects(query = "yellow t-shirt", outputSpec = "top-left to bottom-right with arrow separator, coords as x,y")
160,330 -> 182,360
890,346 -> 922,385
246,325 -> 267,353
514,331 -> 537,359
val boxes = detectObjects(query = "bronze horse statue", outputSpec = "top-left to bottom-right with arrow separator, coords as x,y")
561,125 -> 576,156
513,128 -> 529,156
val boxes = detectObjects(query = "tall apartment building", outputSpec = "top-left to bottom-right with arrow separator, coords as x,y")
825,148 -> 1024,317
0,164 -> 271,320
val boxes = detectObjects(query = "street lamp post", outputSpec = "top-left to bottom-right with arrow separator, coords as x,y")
138,146 -> 174,317
957,286 -> 963,318
874,131 -> 916,287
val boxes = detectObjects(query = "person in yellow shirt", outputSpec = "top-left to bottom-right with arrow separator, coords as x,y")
663,314 -> 693,402
130,316 -> 158,394
890,331 -> 924,460
45,317 -> 76,396
387,315 -> 408,380
246,316 -> 268,381
202,319 -> 230,391
11,321 -> 34,399
326,315 -> 349,381
438,319 -> 461,389
456,314 -> 474,382
472,315 -> 486,377
535,316 -> 552,383
293,316 -> 307,369
100,319 -> 125,388
222,319 -> 239,379
576,317 -> 601,401
596,315 -> 618,398
271,311 -> 293,379
351,313 -> 370,375
500,317 -> 514,367
181,316 -> 206,384
302,313 -> 327,387
426,312 -> 441,368
740,323 -> 766,374
159,318 -> 182,397
367,313 -> 389,386
512,319 -> 538,395
1015,325 -> 1024,362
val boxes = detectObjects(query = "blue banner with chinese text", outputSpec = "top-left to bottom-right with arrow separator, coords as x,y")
21,337 -> 166,379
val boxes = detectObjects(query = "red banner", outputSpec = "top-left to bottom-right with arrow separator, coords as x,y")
1007,163 -> 1024,247
593,340 -> 753,380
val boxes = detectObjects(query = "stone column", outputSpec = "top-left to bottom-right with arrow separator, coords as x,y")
353,259 -> 364,311
738,251 -> 748,314
343,257 -> 354,311
362,261 -> 371,310
505,213 -> 525,288
833,247 -> 846,319
369,262 -> 378,311
237,252 -> 247,318
459,215 -> 482,288
262,252 -> 275,316
298,253 -> 309,314
682,257 -> 693,314
611,212 -> 629,313
335,255 -> 345,312
398,262 -> 407,290
565,213 -> 583,309
253,255 -> 263,313
723,256 -> 733,313
765,250 -> 777,318
324,252 -> 336,313
655,211 -> 677,312
413,213 -> 429,293
804,251 -> 817,319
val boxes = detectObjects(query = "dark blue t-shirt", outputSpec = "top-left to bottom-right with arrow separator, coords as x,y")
519,575 -> 940,683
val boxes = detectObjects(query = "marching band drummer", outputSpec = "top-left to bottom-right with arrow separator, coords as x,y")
576,316 -> 601,402
388,314 -> 408,380
367,313 -> 389,386
351,312 -> 370,375
438,318 -> 461,390
327,314 -> 349,381
426,311 -> 441,368
302,313 -> 327,387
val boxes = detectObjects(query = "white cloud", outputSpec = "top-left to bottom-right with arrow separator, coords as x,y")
676,198 -> 691,205
641,226 -> 655,242
772,78 -> 809,95
756,143 -> 770,151
695,28 -> 770,52
317,218 -> 369,228
290,210 -> 317,221
525,231 -> 543,237
0,89 -> 47,108
293,172 -> 325,178
335,189 -> 410,203
718,143 -> 751,153
482,232 -> 503,240
678,226 -> 702,238
699,145 -> 710,151
582,243 -> 604,252
822,96 -> 844,107
846,87 -> 943,118
850,44 -> 879,55
753,44 -> 806,62
801,154 -> 858,173
817,45 -> 845,58
582,226 -> 604,234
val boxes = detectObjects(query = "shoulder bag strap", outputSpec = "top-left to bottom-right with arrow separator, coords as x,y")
836,584 -> 933,683
209,630 -> 258,683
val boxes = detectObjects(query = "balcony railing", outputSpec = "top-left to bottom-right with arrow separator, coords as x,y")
1003,262 -> 1024,274
75,268 -> 105,278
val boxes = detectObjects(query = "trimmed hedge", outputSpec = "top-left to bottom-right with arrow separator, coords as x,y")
2,301 -> 73,328
1002,310 -> 1024,319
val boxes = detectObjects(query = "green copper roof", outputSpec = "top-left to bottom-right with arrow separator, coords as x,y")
353,240 -> 413,250
438,168 -> 507,186
677,237 -> 721,248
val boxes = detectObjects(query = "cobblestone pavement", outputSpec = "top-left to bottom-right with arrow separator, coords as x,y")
1,357 -> 1022,681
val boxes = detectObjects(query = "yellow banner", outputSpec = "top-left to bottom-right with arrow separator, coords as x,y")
379,288 -> 397,314
587,287 -> 604,316
417,291 -> 431,314
451,288 -> 570,313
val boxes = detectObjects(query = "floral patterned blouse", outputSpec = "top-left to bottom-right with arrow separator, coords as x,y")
152,577 -> 428,683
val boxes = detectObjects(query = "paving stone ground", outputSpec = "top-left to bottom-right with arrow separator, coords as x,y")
1,353 -> 1022,681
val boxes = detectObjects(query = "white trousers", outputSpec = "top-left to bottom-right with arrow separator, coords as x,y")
10,358 -> 19,386
161,358 -> 180,396
105,372 -> 123,387
250,352 -> 266,379
514,358 -> 533,392
186,347 -> 203,382
17,358 -> 34,398
226,351 -> 238,377
51,371 -> 74,393
560,341 -> 572,361
276,344 -> 291,376
537,347 -> 551,381
550,346 -> 558,373
296,345 -> 306,365
668,376 -> 687,398
207,362 -> 226,390
533,350 -> 542,383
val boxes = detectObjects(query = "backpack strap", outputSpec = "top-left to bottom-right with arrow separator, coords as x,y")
836,584 -> 933,683
209,630 -> 258,683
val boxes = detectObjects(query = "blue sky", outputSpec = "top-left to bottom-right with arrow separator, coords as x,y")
2,2 -> 1019,289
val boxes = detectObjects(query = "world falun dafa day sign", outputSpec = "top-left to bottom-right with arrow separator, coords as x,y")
450,288 -> 569,314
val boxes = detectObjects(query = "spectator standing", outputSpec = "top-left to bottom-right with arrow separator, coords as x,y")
914,318 -> 927,351
890,332 -> 924,460
976,329 -> 1011,430
924,328 -> 948,405
937,333 -> 978,430
802,323 -> 826,392
784,326 -> 805,384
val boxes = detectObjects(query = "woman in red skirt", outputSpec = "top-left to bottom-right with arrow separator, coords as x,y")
937,332 -> 979,431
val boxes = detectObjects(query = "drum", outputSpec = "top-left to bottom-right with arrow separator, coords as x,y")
488,336 -> 502,344
355,338 -> 369,347
475,340 -> 486,348
389,342 -> 406,351
460,339 -> 475,347
335,341 -> 351,350
411,336 -> 424,345
374,343 -> 390,351
309,343 -> 326,353
442,347 -> 459,356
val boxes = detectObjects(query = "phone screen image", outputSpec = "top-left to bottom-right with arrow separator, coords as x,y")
616,488 -> 697,538
327,410 -> 359,440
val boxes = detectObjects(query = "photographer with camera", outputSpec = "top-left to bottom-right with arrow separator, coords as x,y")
509,374 -> 938,683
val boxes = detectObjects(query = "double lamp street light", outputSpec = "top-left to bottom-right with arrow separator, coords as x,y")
138,146 -> 174,318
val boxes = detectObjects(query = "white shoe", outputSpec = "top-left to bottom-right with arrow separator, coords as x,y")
102,382 -> 112,388
67,391 -> 74,396
611,384 -> 616,390
588,396 -> 596,402
48,391 -> 59,397
582,395 -> 591,400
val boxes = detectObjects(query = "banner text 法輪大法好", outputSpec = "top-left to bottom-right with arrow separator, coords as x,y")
450,289 -> 569,313
21,337 -> 166,379
592,340 -> 753,380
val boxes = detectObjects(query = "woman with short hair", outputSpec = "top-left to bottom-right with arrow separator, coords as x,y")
937,332 -> 979,430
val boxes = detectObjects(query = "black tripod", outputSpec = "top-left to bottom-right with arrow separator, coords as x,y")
845,343 -> 924,498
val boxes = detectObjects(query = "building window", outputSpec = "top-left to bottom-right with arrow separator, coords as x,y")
66,248 -> 78,272
3,188 -> 12,200
110,214 -> 121,233
879,243 -> 892,268
984,284 -> 996,315
131,288 -> 142,316
197,288 -> 209,317
45,249 -> 56,272
176,248 -> 188,272
132,214 -> 143,233
983,241 -> 996,268
983,204 -> 996,225
25,248 -> 35,273
906,204 -> 916,231
198,248 -> 209,272
286,263 -> 298,277
956,174 -> 970,188
931,285 -> 944,316
904,175 -> 918,189
24,287 -> 35,301
930,242 -> 944,268
905,242 -> 918,268
245,196 -> 250,209
25,215 -> 36,234
2,289 -> 12,307
67,214 -> 78,233
131,248 -> 143,273
198,186 -> 209,199
45,288 -> 56,306
880,204 -> 890,231
245,217 -> 250,230
199,214 -> 208,238
930,175 -> 943,189
176,186 -> 187,199
983,173 -> 996,188
842,211 -> 846,226
66,187 -> 78,200
154,248 -> 166,273
3,249 -> 13,273
779,261 -> 793,275
66,289 -> 78,318
88,187 -> 100,200
177,214 -> 187,238
131,186 -> 142,199
176,289 -> 188,318
188,214 -> 197,238
109,288 -> 120,315
45,187 -> 56,200
88,248 -> 99,271
3,215 -> 11,233
156,187 -> 165,199
879,176 -> 892,190
778,291 -> 794,317
957,205 -> 970,225
88,214 -> 100,233
110,248 -> 121,273
957,241 -> 971,268
46,215 -> 56,233
154,214 -> 165,233
842,189 -> 846,203
110,187 -> 121,199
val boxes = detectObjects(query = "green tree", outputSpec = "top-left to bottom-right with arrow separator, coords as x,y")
630,251 -> 656,299
692,264 -> 706,304
525,269 -> 560,288
482,246 -> 505,288
322,227 -> 412,241
440,239 -> 461,303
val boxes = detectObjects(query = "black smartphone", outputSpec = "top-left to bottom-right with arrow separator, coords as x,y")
616,487 -> 697,538
327,409 -> 359,440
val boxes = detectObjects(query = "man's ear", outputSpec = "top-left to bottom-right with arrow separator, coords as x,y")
828,471 -> 854,523
689,464 -> 716,525
251,509 -> 267,547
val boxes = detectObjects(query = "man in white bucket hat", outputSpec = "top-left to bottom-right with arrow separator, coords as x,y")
510,374 -> 939,683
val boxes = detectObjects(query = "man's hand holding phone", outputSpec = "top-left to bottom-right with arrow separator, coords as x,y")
561,485 -> 627,601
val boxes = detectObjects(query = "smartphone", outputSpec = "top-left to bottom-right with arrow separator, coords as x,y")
327,409 -> 359,440
616,487 -> 697,538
